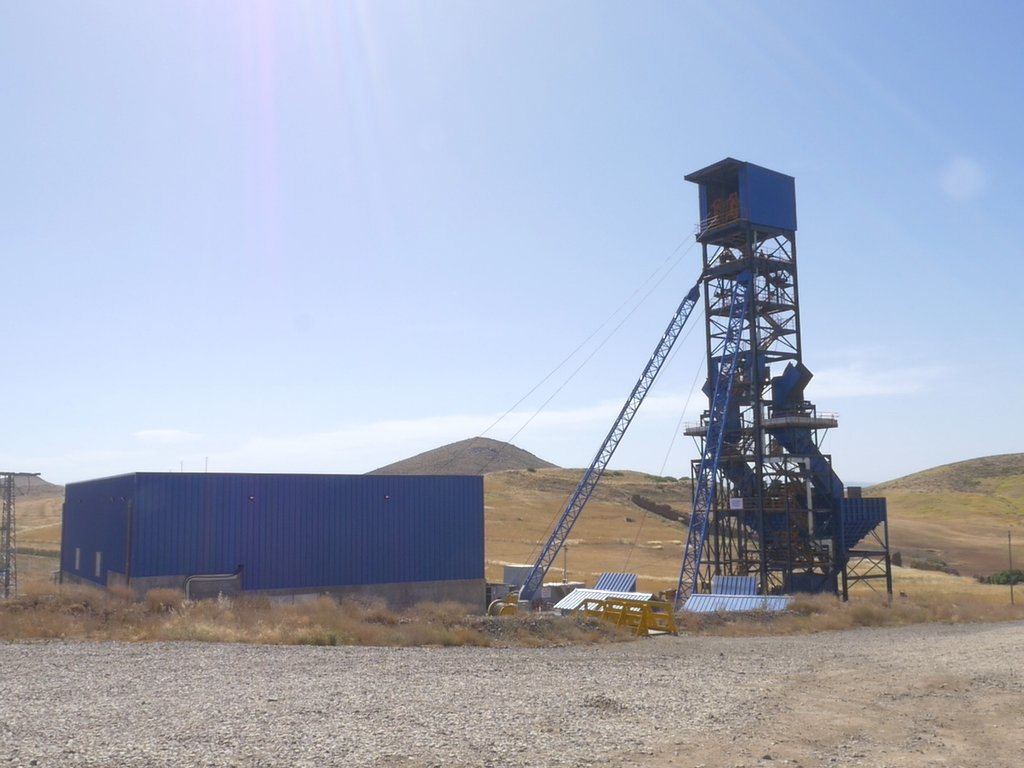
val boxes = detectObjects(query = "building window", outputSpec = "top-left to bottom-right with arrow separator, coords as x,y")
94,551 -> 102,579
75,547 -> 81,571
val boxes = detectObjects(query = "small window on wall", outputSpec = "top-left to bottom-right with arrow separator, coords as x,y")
94,551 -> 102,579
74,547 -> 81,571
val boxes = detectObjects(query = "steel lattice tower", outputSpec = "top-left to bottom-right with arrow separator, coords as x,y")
1,473 -> 17,598
1,472 -> 42,598
681,159 -> 890,598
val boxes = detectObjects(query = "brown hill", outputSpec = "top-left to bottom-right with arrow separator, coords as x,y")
871,453 -> 1024,494
871,454 -> 1024,578
11,474 -> 63,498
13,450 -> 1023,596
484,467 -> 693,592
369,437 -> 558,476
9,475 -> 64,583
487,454 -> 1024,596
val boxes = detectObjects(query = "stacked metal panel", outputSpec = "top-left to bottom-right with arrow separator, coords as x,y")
710,575 -> 758,595
594,572 -> 638,592
683,594 -> 792,613
553,588 -> 653,613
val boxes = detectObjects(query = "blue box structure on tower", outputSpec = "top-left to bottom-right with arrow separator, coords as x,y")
60,473 -> 485,607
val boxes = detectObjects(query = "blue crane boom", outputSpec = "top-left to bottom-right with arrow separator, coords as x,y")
517,284 -> 701,605
675,273 -> 752,606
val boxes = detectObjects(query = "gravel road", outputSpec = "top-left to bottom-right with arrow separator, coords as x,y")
2,622 -> 1022,767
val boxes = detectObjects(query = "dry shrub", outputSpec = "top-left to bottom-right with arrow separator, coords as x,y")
674,610 -> 721,633
17,580 -> 60,599
847,602 -> 890,627
6,578 -> 1021,646
295,626 -> 340,646
465,613 -> 632,647
399,621 -> 489,647
787,593 -> 836,616
409,600 -> 470,627
55,583 -> 112,615
107,584 -> 135,603
145,588 -> 184,613
333,596 -> 399,625
0,582 -> 142,640
234,594 -> 272,611
688,586 -> 1024,637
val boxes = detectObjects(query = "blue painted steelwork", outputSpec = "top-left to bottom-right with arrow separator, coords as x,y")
675,275 -> 752,605
678,158 -> 891,600
594,572 -> 638,592
61,473 -> 483,591
518,283 -> 702,604
841,497 -> 888,548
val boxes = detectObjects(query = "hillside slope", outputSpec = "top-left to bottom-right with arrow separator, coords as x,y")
14,449 -> 1023,594
484,468 -> 693,592
872,453 -> 1024,578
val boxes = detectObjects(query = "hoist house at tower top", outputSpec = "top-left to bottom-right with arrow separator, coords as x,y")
679,158 -> 890,600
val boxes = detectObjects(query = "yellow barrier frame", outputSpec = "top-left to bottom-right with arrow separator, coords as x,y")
576,597 -> 677,636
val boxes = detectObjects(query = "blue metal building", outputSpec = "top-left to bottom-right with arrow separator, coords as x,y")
60,473 -> 485,607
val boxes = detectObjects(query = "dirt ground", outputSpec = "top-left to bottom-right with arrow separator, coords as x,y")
644,622 -> 1024,768
2,621 -> 1021,767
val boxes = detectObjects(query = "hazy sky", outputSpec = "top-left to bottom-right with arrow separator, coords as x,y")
3,1 -> 1021,486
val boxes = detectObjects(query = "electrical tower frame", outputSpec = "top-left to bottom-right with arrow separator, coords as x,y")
1,474 -> 18,598
679,159 -> 890,600
1,471 -> 41,599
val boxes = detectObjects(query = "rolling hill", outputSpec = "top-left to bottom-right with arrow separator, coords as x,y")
484,467 -> 693,592
9,474 -> 64,582
369,436 -> 557,475
12,448 -> 1023,596
482,451 -> 1024,590
870,453 -> 1024,578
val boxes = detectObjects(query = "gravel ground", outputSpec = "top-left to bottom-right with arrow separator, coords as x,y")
2,622 -> 1022,767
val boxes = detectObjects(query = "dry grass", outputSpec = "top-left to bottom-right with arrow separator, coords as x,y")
486,464 -> 1024,595
0,583 -> 632,647
3,577 -> 1022,647
485,468 -> 692,592
9,459 -> 1023,646
678,587 -> 1024,637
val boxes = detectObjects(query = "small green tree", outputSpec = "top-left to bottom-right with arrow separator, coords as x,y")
989,569 -> 1024,585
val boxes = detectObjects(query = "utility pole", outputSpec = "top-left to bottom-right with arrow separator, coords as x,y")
1010,530 -> 1015,606
1,474 -> 14,598
1,473 -> 41,598
1,472 -> 40,599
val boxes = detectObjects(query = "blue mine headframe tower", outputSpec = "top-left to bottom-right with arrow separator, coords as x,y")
516,158 -> 891,609
677,158 -> 891,602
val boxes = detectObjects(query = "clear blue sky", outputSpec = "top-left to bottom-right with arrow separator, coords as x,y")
2,1 -> 1021,486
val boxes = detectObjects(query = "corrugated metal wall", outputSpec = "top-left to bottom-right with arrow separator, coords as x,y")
61,473 -> 136,587
62,473 -> 483,591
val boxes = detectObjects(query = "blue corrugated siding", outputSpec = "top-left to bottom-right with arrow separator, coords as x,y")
711,575 -> 758,595
61,474 -> 136,586
594,572 -> 638,592
841,496 -> 887,551
123,473 -> 483,590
